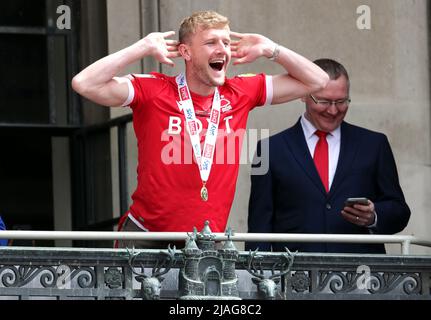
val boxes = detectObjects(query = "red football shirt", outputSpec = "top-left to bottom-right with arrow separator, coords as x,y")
124,72 -> 270,232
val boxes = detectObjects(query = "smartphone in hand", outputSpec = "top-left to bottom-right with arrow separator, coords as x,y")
344,197 -> 369,207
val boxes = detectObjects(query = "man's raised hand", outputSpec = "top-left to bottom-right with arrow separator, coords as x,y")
230,31 -> 275,65
142,31 -> 180,66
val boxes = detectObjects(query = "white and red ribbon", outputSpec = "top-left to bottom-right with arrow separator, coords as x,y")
175,73 -> 221,183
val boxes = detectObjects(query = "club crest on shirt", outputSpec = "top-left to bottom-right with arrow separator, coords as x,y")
220,98 -> 232,113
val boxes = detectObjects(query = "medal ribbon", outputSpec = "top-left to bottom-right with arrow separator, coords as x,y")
175,73 -> 221,184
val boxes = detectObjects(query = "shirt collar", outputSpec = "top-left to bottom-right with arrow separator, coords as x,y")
300,114 -> 341,141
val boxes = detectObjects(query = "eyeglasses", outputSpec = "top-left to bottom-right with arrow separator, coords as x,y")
309,94 -> 351,110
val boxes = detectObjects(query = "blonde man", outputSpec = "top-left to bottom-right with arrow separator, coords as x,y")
72,11 -> 329,248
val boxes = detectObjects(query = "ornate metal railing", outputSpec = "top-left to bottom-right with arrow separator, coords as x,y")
0,247 -> 430,300
1,224 -> 430,300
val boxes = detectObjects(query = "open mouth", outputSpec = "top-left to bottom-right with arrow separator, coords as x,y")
209,60 -> 225,71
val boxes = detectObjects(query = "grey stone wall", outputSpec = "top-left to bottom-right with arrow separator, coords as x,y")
106,0 -> 431,254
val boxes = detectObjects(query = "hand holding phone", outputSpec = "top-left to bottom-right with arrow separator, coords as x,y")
344,197 -> 369,207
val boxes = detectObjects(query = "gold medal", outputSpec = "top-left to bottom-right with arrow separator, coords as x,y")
200,184 -> 208,201
176,74 -> 218,204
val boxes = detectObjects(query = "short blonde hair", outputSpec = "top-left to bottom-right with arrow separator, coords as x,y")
179,11 -> 229,44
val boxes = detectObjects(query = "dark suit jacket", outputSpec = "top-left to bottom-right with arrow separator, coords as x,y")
246,119 -> 410,254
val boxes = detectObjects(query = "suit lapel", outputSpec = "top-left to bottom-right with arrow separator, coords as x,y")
329,122 -> 359,197
282,119 -> 327,195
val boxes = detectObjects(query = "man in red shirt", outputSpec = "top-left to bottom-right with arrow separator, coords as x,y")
72,11 -> 329,248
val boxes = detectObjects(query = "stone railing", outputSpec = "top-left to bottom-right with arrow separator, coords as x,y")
1,227 -> 430,300
0,247 -> 430,300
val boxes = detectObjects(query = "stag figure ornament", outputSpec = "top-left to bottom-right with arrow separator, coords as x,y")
128,245 -> 176,300
246,247 -> 296,300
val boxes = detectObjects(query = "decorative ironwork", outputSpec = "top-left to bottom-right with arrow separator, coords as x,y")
368,272 -> 421,295
179,221 -> 241,300
104,267 -> 124,289
0,265 -> 97,289
317,270 -> 421,295
128,245 -> 176,300
319,271 -> 360,293
290,271 -> 311,293
0,265 -> 57,288
246,248 -> 295,300
1,230 -> 431,300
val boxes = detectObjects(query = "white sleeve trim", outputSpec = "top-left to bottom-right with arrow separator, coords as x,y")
264,75 -> 273,106
127,212 -> 149,231
113,76 -> 134,107
367,211 -> 378,232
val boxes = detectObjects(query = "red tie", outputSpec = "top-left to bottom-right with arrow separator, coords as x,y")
313,130 -> 329,192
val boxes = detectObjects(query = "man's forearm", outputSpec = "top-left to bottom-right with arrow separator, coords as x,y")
72,31 -> 177,106
271,44 -> 329,91
72,40 -> 146,97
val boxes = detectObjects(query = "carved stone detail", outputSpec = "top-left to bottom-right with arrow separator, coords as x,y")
318,271 -> 421,295
104,267 -> 123,289
290,271 -> 310,293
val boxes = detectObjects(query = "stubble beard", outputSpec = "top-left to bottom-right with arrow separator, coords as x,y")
195,63 -> 226,89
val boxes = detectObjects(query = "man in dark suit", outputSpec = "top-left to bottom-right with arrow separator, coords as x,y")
246,59 -> 410,254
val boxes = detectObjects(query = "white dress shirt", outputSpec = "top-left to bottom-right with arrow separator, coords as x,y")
300,114 -> 377,229
300,114 -> 341,190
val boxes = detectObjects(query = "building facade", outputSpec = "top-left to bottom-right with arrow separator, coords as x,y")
0,0 -> 430,253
